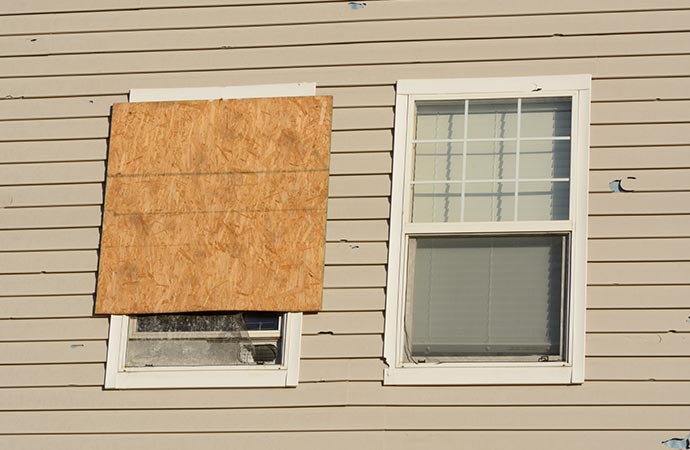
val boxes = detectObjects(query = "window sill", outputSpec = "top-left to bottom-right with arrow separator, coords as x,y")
383,364 -> 582,385
106,366 -> 295,389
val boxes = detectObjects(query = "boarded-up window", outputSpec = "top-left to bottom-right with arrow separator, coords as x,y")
96,96 -> 333,314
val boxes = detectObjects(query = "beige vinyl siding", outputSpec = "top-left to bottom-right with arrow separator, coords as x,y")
0,2 -> 689,449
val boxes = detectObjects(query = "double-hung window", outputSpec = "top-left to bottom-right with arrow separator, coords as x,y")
383,75 -> 590,385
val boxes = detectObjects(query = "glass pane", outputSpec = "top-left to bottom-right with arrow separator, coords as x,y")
411,183 -> 462,223
464,182 -> 515,222
517,181 -> 570,221
467,99 -> 518,139
135,312 -> 280,332
413,143 -> 463,182
406,235 -> 566,361
521,97 -> 572,138
416,101 -> 465,140
126,312 -> 282,367
465,141 -> 516,181
519,140 -> 571,180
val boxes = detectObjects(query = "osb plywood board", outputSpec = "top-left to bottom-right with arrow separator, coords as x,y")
96,96 -> 332,314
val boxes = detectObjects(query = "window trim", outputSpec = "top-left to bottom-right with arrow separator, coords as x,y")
383,75 -> 591,385
103,82 -> 314,389
105,313 -> 303,389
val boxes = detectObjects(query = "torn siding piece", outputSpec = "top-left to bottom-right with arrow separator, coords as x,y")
95,96 -> 333,314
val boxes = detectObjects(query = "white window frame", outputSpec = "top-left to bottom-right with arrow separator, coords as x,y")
383,75 -> 591,385
104,82 -> 314,389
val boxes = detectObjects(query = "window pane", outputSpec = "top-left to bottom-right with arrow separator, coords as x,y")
416,101 -> 465,140
517,181 -> 570,221
406,235 -> 566,361
126,312 -> 282,367
410,97 -> 573,224
135,312 -> 280,332
412,183 -> 462,223
467,99 -> 518,139
521,97 -> 572,138
465,141 -> 516,181
519,140 -> 571,180
413,143 -> 463,182
464,182 -> 515,222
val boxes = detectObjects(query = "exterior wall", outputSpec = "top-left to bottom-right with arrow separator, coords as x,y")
0,1 -> 688,448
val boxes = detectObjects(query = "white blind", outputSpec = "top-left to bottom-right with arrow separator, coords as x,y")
406,235 -> 566,361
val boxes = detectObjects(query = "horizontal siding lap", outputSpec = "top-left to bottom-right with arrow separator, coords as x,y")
587,333 -> 690,356
0,95 -> 125,120
0,432 -> 682,450
0,295 -> 95,318
0,250 -> 98,274
0,205 -> 102,229
0,381 -> 689,410
587,262 -> 690,285
587,310 -> 690,332
588,285 -> 690,309
588,238 -> 690,262
326,220 -> 389,242
591,147 -> 690,170
589,215 -> 690,238
0,184 -> 102,208
0,363 -> 104,387
591,100 -> 690,124
0,228 -> 100,251
0,406 -> 689,433
0,140 -> 107,163
0,161 -> 105,185
586,357 -> 690,381
0,341 -> 106,364
590,192 -> 690,214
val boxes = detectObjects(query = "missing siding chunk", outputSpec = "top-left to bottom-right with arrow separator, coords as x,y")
348,2 -> 366,9
662,434 -> 690,448
609,177 -> 637,193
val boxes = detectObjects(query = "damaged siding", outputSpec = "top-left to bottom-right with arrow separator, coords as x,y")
0,0 -> 689,448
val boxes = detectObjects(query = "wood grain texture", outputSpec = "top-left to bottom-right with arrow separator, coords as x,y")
96,96 -> 332,314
